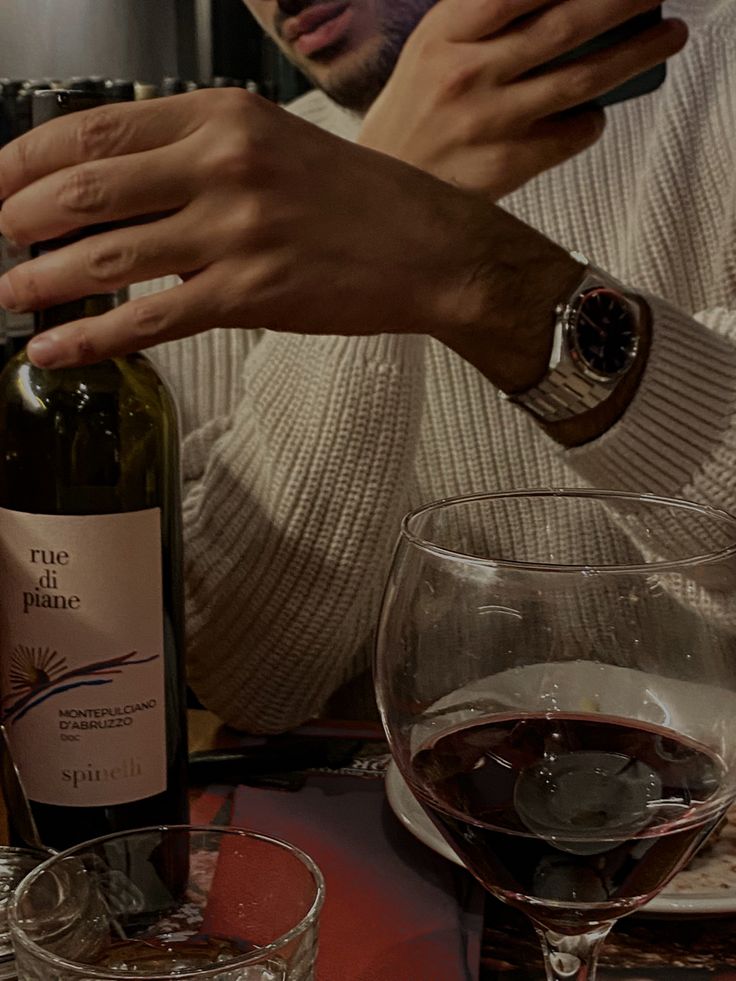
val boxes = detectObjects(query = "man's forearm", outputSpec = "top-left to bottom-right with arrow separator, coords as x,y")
436,197 -> 656,446
434,202 -> 585,394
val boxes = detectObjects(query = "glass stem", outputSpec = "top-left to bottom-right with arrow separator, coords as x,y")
535,923 -> 613,981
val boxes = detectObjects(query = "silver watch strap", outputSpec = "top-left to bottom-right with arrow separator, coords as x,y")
510,360 -> 617,423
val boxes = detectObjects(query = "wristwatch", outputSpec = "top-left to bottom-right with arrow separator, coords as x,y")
507,255 -> 651,425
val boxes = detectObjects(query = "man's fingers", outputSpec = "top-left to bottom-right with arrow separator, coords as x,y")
524,107 -> 607,160
0,213 -> 208,313
449,108 -> 605,196
497,0 -> 666,79
0,92 -> 203,200
437,0 -> 553,43
0,141 -> 195,246
26,268 -> 228,368
515,17 -> 688,118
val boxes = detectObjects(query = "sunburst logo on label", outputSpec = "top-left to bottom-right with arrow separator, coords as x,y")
9,645 -> 68,695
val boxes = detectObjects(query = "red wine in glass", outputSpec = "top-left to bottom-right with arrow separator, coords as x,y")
409,713 -> 725,932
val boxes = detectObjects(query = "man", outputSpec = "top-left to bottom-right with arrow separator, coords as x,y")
0,0 -> 732,731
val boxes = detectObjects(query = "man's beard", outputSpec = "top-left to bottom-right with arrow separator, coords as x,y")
303,0 -> 436,113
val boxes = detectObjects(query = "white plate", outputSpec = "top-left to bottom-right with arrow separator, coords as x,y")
385,761 -> 736,917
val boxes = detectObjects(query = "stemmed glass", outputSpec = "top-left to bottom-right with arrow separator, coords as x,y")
375,490 -> 736,981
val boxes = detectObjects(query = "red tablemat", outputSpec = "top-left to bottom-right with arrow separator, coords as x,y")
226,772 -> 484,981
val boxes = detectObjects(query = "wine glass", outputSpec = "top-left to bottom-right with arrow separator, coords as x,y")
374,490 -> 736,981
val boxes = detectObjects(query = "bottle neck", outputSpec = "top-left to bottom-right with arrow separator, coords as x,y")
32,236 -> 118,335
34,295 -> 117,335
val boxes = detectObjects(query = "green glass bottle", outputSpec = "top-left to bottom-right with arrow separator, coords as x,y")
0,81 -> 52,367
0,91 -> 189,851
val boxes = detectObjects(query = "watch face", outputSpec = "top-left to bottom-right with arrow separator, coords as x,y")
572,287 -> 638,378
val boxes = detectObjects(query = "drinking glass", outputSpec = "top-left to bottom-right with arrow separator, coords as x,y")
375,490 -> 736,981
0,846 -> 52,980
9,826 -> 324,980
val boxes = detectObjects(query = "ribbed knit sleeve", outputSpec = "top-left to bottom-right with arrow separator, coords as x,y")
567,303 -> 736,510
180,332 -> 425,732
528,1 -> 736,516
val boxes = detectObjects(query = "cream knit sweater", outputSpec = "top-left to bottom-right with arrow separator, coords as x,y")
149,0 -> 736,732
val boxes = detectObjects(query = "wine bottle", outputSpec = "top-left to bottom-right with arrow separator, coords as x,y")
160,77 -> 188,96
134,82 -> 160,101
0,90 -> 189,852
0,81 -> 54,367
104,79 -> 135,104
0,79 -> 23,146
0,80 -> 22,365
62,76 -> 109,95
210,76 -> 259,94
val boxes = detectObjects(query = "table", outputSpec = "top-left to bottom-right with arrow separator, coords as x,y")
187,710 -> 736,981
3,712 -> 732,979
479,902 -> 736,978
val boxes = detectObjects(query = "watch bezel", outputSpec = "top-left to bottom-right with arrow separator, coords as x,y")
563,285 -> 641,385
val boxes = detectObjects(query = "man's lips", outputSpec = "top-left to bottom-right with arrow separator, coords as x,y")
282,2 -> 352,57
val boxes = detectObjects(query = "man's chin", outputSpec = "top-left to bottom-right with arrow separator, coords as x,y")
297,46 -> 394,113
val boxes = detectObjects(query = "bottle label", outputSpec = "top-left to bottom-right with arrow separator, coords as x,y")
0,508 -> 167,807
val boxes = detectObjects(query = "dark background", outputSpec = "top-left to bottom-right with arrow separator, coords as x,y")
210,0 -> 311,101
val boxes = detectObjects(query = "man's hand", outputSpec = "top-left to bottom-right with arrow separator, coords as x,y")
0,88 -> 575,383
359,0 -> 687,198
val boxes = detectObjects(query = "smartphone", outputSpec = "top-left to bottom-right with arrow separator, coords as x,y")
544,7 -> 666,109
